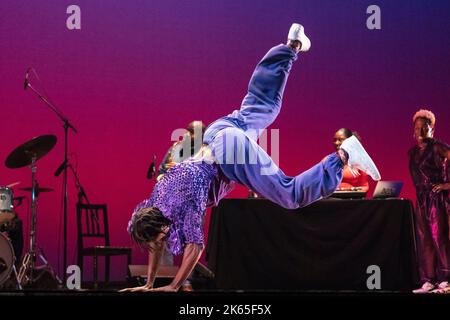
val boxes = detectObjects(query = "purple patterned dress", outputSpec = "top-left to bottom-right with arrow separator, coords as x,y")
128,159 -> 234,255
408,138 -> 450,283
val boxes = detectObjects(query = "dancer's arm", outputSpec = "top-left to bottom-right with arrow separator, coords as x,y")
146,242 -> 166,287
151,243 -> 203,292
119,242 -> 165,292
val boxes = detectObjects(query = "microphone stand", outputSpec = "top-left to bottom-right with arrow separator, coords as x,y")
67,165 -> 90,205
25,79 -> 78,283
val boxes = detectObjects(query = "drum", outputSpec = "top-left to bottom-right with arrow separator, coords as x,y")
0,233 -> 15,286
0,187 -> 14,211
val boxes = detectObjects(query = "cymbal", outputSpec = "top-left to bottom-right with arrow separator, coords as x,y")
5,135 -> 57,169
19,187 -> 54,193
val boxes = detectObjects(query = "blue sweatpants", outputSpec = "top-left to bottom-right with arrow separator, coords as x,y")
204,44 -> 343,209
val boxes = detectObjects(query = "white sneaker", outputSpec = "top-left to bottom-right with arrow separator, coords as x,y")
288,23 -> 311,52
412,282 -> 435,294
340,136 -> 381,181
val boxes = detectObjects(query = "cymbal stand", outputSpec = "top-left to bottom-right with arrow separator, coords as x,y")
18,155 -> 61,287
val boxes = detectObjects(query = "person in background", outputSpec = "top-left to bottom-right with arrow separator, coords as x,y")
333,128 -> 369,192
157,121 -> 206,182
409,109 -> 450,294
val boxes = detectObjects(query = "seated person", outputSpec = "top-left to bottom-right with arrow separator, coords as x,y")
333,128 -> 369,192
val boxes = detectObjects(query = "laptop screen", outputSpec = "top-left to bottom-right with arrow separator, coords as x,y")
372,181 -> 403,198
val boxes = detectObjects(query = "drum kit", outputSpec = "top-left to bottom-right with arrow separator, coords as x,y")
0,134 -> 60,289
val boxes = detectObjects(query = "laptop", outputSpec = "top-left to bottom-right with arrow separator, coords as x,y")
372,181 -> 403,199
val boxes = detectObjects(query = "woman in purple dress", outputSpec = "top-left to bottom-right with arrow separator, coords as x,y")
409,109 -> 450,293
120,23 -> 381,292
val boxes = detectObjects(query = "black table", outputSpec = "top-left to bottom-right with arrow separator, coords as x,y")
206,198 -> 417,291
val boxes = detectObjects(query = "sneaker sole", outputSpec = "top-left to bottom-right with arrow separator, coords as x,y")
349,139 -> 381,181
298,33 -> 311,52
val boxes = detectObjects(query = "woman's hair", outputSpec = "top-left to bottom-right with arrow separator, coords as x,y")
413,109 -> 435,128
128,207 -> 172,250
338,128 -> 361,141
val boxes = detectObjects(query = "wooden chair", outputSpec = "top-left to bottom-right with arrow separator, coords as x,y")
76,203 -> 131,288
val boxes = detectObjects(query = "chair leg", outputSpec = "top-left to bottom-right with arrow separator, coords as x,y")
78,255 -> 84,284
105,256 -> 110,285
127,252 -> 132,282
94,255 -> 98,290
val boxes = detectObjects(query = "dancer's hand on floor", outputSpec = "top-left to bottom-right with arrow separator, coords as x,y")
119,285 -> 153,292
149,285 -> 178,292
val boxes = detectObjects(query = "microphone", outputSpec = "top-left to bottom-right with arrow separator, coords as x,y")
54,159 -> 68,177
24,68 -> 30,90
146,155 -> 156,179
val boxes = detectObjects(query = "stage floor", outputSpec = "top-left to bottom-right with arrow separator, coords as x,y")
2,289 -> 448,318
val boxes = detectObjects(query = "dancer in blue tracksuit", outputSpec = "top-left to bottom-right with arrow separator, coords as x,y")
121,24 -> 380,292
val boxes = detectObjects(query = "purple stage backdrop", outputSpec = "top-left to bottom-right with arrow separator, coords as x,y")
0,0 -> 449,280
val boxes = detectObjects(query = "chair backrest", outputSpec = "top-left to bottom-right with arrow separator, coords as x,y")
76,203 -> 110,250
